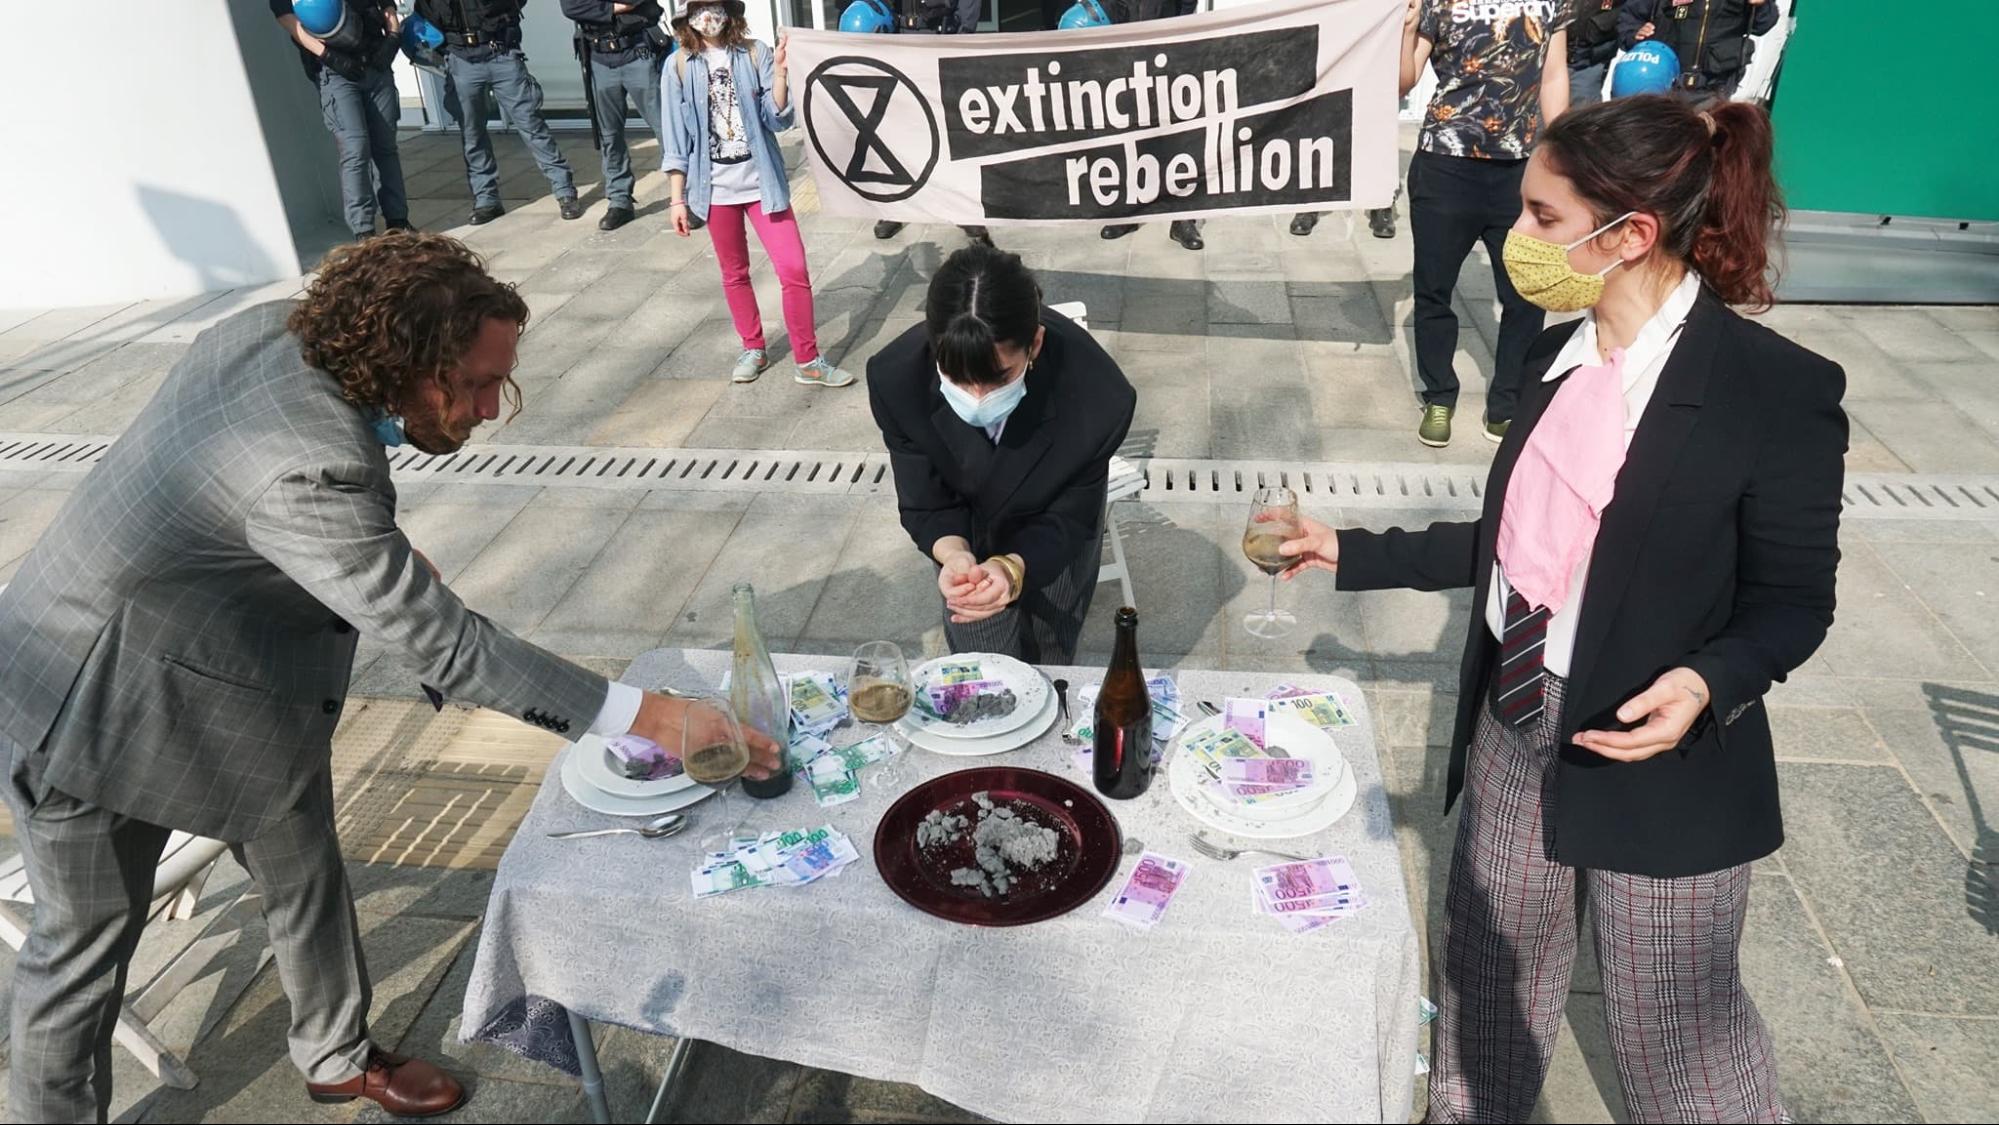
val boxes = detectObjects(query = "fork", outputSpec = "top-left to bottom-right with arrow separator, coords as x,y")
1189,832 -> 1311,864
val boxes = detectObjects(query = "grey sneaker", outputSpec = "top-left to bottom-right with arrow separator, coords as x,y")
731,348 -> 768,384
1484,417 -> 1510,444
1418,404 -> 1454,448
795,357 -> 855,388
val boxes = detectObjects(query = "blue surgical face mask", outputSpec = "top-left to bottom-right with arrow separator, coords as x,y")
938,366 -> 1028,429
366,409 -> 407,448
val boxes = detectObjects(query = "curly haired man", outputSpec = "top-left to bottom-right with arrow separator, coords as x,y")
0,233 -> 779,1121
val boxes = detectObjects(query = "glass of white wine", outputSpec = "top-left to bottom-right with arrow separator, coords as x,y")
848,641 -> 913,792
1242,486 -> 1301,639
679,696 -> 753,854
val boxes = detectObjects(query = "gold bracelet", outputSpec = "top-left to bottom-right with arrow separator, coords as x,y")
985,555 -> 1026,604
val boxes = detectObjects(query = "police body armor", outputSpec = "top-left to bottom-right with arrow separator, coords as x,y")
418,0 -> 527,49
1652,0 -> 1759,91
575,0 -> 668,54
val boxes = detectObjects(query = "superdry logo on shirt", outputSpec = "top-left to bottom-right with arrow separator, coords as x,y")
1450,0 -> 1561,22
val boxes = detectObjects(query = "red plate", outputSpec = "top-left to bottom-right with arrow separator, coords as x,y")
874,766 -> 1124,927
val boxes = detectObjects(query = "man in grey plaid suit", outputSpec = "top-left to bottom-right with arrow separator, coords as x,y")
0,233 -> 778,1122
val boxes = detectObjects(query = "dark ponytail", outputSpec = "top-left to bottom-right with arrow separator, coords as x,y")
925,244 -> 1043,388
1538,96 -> 1786,310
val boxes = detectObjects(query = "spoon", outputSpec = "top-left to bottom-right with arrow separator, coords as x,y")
547,813 -> 689,841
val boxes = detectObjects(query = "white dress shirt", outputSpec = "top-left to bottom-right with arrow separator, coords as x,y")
1484,270 -> 1701,676
591,681 -> 644,739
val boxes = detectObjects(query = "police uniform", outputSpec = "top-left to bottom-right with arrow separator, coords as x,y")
562,0 -> 670,229
1627,0 -> 1781,98
272,0 -> 411,239
415,0 -> 584,222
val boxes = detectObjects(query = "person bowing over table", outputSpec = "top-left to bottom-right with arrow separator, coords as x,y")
867,245 -> 1137,663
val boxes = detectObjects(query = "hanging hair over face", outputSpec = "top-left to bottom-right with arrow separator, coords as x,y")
288,231 -> 526,418
1537,95 -> 1785,309
925,244 -> 1044,388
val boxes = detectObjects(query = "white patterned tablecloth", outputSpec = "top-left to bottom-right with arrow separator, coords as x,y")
461,648 -> 1420,1124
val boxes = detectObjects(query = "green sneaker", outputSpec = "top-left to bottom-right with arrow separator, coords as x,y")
794,356 -> 855,388
1418,404 -> 1454,448
1484,417 -> 1510,444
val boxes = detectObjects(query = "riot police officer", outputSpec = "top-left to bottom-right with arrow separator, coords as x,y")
1623,0 -> 1780,100
415,0 -> 585,224
272,1 -> 413,241
563,1 -> 671,231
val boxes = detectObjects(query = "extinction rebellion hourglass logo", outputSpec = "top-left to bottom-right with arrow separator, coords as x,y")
803,57 -> 942,204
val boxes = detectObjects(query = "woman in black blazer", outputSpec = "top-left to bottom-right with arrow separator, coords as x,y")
867,246 -> 1137,662
1283,98 -> 1846,1123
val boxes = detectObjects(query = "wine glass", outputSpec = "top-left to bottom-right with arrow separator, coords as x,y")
1242,486 -> 1301,639
678,696 -> 753,854
848,641 -> 913,792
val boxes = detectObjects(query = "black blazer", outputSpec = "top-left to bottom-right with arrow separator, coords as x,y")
866,309 -> 1137,589
1338,289 -> 1848,878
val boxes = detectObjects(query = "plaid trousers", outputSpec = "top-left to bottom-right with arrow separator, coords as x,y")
1425,675 -> 1787,1123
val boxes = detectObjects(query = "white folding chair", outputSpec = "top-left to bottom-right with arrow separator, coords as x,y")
0,584 -> 237,1093
0,831 -> 235,1090
1047,302 -> 1142,611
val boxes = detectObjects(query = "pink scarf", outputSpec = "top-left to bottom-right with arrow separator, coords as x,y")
1495,348 -> 1629,614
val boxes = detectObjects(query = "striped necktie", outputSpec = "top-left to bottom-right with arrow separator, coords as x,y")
1495,589 -> 1551,728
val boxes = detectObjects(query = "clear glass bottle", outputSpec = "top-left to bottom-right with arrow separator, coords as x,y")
730,582 -> 793,798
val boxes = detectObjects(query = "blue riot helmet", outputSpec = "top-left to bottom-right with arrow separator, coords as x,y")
1609,41 -> 1681,98
1057,0 -> 1110,28
839,0 -> 897,33
292,0 -> 368,53
400,14 -> 447,72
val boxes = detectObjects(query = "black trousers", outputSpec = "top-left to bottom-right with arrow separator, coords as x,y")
1407,149 -> 1545,422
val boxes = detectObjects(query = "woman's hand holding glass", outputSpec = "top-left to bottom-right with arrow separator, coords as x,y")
1277,516 -> 1341,580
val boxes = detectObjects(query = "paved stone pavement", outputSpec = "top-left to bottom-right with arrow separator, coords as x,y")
1,127 -> 1996,1123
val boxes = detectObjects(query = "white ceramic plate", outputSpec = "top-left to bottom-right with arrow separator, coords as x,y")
898,687 -> 1060,757
1166,714 -> 1359,839
1170,753 -> 1358,839
900,653 -> 1052,740
572,732 -> 700,799
560,749 -> 718,817
1169,714 -> 1344,821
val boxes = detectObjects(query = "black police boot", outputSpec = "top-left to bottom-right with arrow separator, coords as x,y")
1289,212 -> 1320,236
385,218 -> 415,232
873,219 -> 906,239
1169,220 -> 1204,251
1100,223 -> 1139,240
559,197 -> 586,221
599,206 -> 636,232
470,204 -> 506,225
1367,206 -> 1397,239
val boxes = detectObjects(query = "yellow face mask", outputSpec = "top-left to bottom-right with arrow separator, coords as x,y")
1501,212 -> 1637,313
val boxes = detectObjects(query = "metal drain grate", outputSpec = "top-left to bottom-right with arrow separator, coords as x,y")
1140,458 -> 1487,508
6,432 -> 1999,521
380,444 -> 893,495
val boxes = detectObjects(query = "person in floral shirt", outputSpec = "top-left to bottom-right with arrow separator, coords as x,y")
1400,0 -> 1574,447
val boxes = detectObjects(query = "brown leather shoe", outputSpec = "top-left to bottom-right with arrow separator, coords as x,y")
306,1049 -> 465,1117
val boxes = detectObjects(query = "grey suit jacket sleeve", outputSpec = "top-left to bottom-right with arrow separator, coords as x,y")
244,458 -> 609,736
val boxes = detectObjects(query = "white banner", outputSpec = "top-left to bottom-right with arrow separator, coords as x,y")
786,0 -> 1404,226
